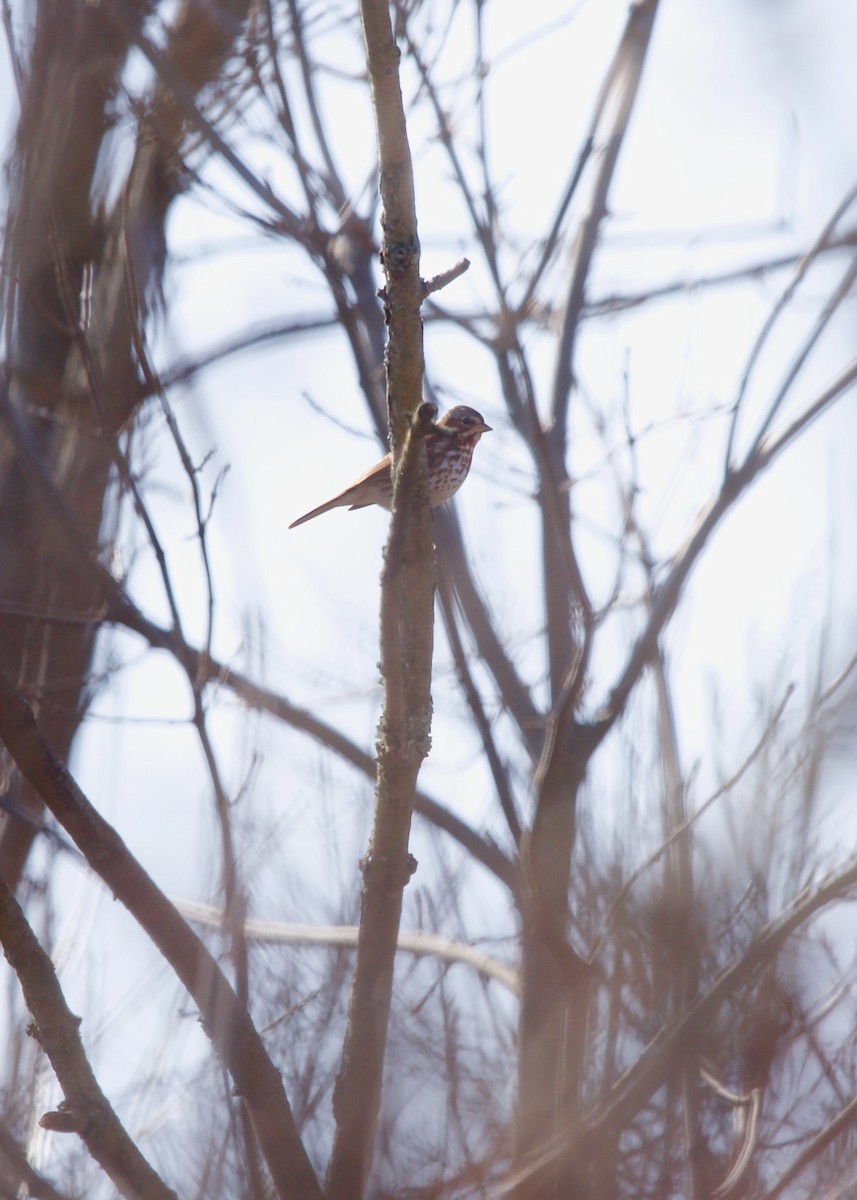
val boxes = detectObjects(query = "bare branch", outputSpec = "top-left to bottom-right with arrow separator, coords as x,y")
549,0 -> 661,436
114,0 -> 304,236
435,507 -> 541,758
156,316 -> 338,394
438,576 -> 523,846
587,227 -> 857,321
724,180 -> 857,471
0,671 -> 323,1200
0,875 -> 178,1200
422,257 -> 471,298
0,1121 -> 72,1200
757,1091 -> 857,1200
496,853 -> 857,1198
591,683 -> 796,959
325,2 -> 434,1196
599,355 -> 857,741
176,900 -> 521,995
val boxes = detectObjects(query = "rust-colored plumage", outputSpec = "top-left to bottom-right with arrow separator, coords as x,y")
288,405 -> 491,528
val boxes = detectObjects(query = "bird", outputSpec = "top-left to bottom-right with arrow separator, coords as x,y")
288,405 -> 491,528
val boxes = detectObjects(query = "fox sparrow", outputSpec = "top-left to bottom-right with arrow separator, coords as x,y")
289,405 -> 491,528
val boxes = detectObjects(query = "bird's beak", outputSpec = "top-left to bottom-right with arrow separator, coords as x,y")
476,421 -> 492,434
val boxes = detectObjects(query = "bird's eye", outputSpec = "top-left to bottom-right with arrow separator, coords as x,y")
462,416 -> 473,425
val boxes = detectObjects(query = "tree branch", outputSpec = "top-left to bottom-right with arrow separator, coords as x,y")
598,352 -> 857,742
499,852 -> 857,1197
176,900 -> 521,995
0,1121 -> 72,1200
0,671 -> 323,1200
0,875 -> 177,1200
325,3 -> 434,1197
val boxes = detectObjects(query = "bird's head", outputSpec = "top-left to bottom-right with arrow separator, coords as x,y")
437,405 -> 492,443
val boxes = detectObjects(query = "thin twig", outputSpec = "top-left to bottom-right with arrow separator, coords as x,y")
746,253 -> 857,460
724,180 -> 857,472
756,1091 -> 857,1200
591,683 -> 795,960
422,257 -> 471,297
597,355 -> 857,745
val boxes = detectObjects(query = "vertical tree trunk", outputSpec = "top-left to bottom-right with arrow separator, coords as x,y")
325,2 -> 434,1196
517,736 -> 593,1200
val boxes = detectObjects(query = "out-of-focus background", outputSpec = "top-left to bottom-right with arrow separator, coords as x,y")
1,1 -> 857,1197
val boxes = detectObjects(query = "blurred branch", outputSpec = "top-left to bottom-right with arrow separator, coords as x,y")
0,0 -> 152,891
529,4 -> 662,799
549,0 -> 660,437
0,1120 -> 78,1200
438,576 -> 523,845
748,253 -> 857,458
592,852 -> 857,1159
588,226 -> 857,321
0,875 -> 177,1200
591,682 -> 795,959
123,303 -> 253,1045
283,0 -> 350,211
757,1091 -> 857,1200
401,18 -> 505,300
0,0 -> 23,97
707,1077 -> 760,1199
115,0 -> 304,236
759,356 -> 857,461
598,356 -> 857,742
0,671 -> 323,1200
517,136 -> 594,320
725,181 -> 857,471
435,508 -> 541,758
176,899 -> 521,994
155,315 -> 338,395
498,851 -> 857,1197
